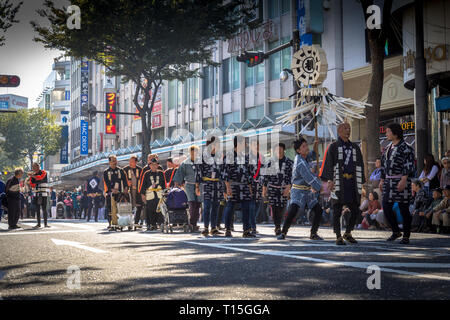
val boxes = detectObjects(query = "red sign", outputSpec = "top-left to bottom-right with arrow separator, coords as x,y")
105,93 -> 117,134
152,114 -> 162,129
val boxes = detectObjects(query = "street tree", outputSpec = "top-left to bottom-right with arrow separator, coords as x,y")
0,108 -> 63,168
31,0 -> 251,164
360,0 -> 394,176
0,0 -> 22,46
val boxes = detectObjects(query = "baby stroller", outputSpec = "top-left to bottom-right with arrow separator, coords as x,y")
158,187 -> 191,233
110,193 -> 135,231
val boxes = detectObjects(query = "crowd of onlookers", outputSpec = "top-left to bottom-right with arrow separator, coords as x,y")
315,150 -> 450,234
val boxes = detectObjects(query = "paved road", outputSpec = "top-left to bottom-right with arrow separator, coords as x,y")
1,218 -> 450,300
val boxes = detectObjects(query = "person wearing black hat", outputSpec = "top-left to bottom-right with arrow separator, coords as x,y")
139,157 -> 165,231
432,185 -> 450,233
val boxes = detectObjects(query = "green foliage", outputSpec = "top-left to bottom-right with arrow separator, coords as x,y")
0,0 -> 22,46
0,109 -> 63,167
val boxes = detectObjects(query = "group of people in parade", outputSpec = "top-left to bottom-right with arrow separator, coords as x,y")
2,121 -> 450,246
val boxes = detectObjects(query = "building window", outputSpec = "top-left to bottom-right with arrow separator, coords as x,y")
222,59 -> 230,94
223,111 -> 240,127
269,101 -> 291,116
245,105 -> 264,120
202,117 -> 214,130
203,66 -> 213,99
269,41 -> 281,81
152,128 -> 164,141
168,126 -> 177,139
232,57 -> 240,90
177,80 -> 183,107
281,37 -> 291,70
245,64 -> 254,87
365,10 -> 403,62
281,0 -> 290,14
168,80 -> 176,110
268,0 -> 279,19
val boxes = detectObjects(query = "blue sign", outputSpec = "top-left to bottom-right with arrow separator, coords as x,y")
80,120 -> 89,156
297,0 -> 312,46
60,125 -> 69,164
0,101 -> 8,109
435,96 -> 450,112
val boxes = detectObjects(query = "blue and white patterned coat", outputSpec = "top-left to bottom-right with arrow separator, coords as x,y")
290,154 -> 322,210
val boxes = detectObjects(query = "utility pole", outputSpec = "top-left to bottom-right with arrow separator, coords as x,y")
414,0 -> 428,174
292,29 -> 300,138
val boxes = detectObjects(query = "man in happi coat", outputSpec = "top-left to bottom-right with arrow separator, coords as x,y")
262,143 -> 293,236
320,122 -> 365,245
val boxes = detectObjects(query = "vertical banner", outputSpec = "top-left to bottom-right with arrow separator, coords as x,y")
105,92 -> 117,134
80,59 -> 89,116
60,125 -> 69,164
80,120 -> 89,156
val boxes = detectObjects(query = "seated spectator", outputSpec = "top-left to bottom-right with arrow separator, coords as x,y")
357,188 -> 369,228
419,154 -> 440,197
369,159 -> 382,196
411,179 -> 432,232
424,188 -> 444,233
440,157 -> 450,188
431,185 -> 450,234
361,192 -> 382,230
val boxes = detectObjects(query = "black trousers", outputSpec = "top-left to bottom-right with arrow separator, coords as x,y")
7,197 -> 20,228
145,198 -> 159,228
272,206 -> 285,230
333,202 -> 360,237
282,202 -> 322,235
134,206 -> 143,224
382,201 -> 411,238
35,196 -> 48,226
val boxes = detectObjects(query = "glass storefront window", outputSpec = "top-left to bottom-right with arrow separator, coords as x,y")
223,111 -> 240,127
245,105 -> 264,120
222,59 -> 230,94
269,101 -> 291,116
281,0 -> 290,14
268,0 -> 279,19
245,64 -> 254,87
168,80 -> 176,110
269,41 -> 281,81
232,57 -> 240,90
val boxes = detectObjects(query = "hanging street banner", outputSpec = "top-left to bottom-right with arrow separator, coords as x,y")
80,120 -> 89,156
105,92 -> 117,134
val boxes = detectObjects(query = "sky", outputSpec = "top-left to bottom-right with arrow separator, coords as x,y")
0,0 -> 67,108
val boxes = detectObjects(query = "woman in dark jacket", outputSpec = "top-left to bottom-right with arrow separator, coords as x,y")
411,179 -> 431,232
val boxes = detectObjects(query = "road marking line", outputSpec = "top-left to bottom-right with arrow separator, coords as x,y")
181,240 -> 450,281
254,250 -> 432,258
0,229 -> 94,236
50,222 -> 94,230
51,238 -> 108,253
19,222 -> 60,229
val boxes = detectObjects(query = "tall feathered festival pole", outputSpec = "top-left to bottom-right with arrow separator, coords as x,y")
274,45 -> 371,173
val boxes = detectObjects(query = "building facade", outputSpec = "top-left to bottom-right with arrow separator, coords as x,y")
60,0 -> 343,188
37,56 -> 71,182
